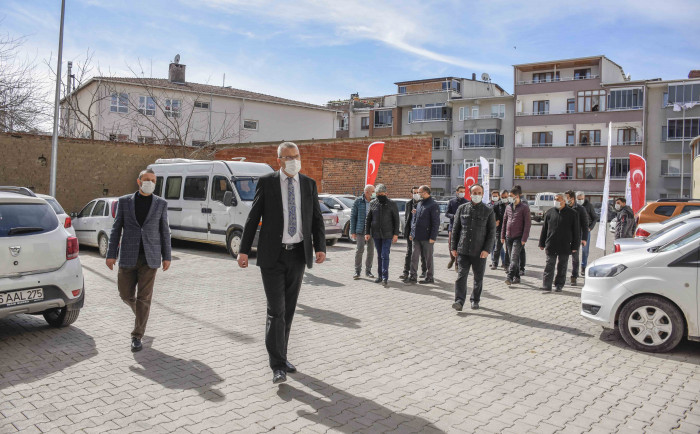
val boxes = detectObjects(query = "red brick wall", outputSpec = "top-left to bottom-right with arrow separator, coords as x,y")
215,135 -> 431,197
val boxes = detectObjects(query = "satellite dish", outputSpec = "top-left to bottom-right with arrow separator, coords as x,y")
174,54 -> 180,65
481,73 -> 491,82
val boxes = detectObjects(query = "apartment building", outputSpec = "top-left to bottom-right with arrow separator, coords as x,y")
513,56 -> 643,203
328,94 -> 383,139
61,59 -> 337,146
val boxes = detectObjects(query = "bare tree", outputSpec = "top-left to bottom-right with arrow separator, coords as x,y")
0,32 -> 50,132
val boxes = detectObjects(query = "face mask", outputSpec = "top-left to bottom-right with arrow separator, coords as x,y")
471,195 -> 483,204
283,159 -> 301,176
615,204 -> 621,211
492,197 -> 500,203
576,199 -> 584,206
508,197 -> 515,204
413,193 -> 421,201
567,199 -> 574,207
371,193 -> 377,199
554,201 -> 562,209
140,180 -> 156,195
377,195 -> 388,203
457,192 -> 465,199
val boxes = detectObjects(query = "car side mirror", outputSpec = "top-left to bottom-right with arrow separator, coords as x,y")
223,191 -> 236,207
334,204 -> 342,210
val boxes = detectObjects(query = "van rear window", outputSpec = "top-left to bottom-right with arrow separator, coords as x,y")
165,177 -> 182,200
0,203 -> 59,237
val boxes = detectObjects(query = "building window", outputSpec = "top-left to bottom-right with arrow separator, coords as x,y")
663,92 -> 669,107
577,90 -> 606,112
194,101 -> 210,109
567,98 -> 575,113
608,88 -> 643,110
661,159 -> 681,176
164,99 -> 181,118
243,119 -> 258,130
667,118 -> 700,140
137,136 -> 155,144
464,159 -> 502,178
433,137 -> 441,150
110,93 -> 128,113
532,131 -> 553,147
610,158 -> 629,179
532,71 -> 560,83
360,117 -> 369,130
472,106 -> 479,119
458,106 -> 465,121
412,105 -> 451,122
566,131 -> 575,146
576,157 -> 605,179
532,100 -> 549,115
668,83 -> 700,105
574,68 -> 591,80
374,110 -> 392,127
462,130 -> 503,148
398,86 -> 406,94
432,137 -> 451,150
431,160 -> 450,177
579,130 -> 601,146
338,114 -> 348,130
191,140 -> 208,147
491,104 -> 505,118
526,164 -> 548,178
617,128 -> 639,146
108,133 -> 129,142
442,80 -> 460,93
138,96 -> 156,116
163,138 -> 181,146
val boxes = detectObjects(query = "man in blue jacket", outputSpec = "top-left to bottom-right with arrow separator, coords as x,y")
350,185 -> 375,280
405,185 -> 440,284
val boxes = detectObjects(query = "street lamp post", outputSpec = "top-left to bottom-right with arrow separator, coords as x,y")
49,0 -> 66,197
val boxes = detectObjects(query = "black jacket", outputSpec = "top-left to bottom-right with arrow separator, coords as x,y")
411,196 -> 440,241
569,203 -> 590,242
365,197 -> 400,239
582,199 -> 597,230
445,196 -> 467,231
451,201 -> 496,257
240,171 -> 326,268
493,202 -> 506,234
539,206 -> 580,255
404,199 -> 420,235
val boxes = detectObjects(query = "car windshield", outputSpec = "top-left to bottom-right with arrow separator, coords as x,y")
0,203 -> 59,237
395,200 -> 407,213
337,197 -> 355,208
645,220 -> 687,243
44,198 -> 65,215
657,227 -> 700,252
232,177 -> 258,201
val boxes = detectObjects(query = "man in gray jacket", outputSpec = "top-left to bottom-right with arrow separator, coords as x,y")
350,185 -> 375,280
106,169 -> 172,352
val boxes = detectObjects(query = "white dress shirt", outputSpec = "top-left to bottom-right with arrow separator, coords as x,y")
280,170 -> 303,243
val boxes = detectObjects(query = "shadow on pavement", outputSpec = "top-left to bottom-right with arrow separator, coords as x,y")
462,306 -> 593,338
303,272 -> 345,288
296,304 -> 361,329
130,338 -> 225,402
598,329 -> 700,364
277,372 -> 444,433
0,315 -> 98,390
154,301 -> 256,343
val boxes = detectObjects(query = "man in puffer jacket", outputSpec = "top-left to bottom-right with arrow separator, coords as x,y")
350,185 -> 375,280
365,184 -> 400,287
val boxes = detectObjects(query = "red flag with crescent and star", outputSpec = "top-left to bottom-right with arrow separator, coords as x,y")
464,165 -> 479,201
365,141 -> 385,186
629,153 -> 646,214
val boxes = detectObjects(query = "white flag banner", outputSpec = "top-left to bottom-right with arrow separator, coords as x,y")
479,156 -> 490,204
596,122 -> 613,251
625,172 -> 633,206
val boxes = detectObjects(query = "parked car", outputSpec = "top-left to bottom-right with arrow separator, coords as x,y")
0,190 -> 84,327
581,225 -> 700,352
614,218 -> 700,253
319,194 -> 355,239
529,192 -> 556,222
637,198 -> 700,225
319,201 -> 342,245
437,201 -> 449,233
37,194 -> 76,237
594,199 -> 617,223
635,210 -> 700,238
71,197 -> 119,257
393,198 -> 410,238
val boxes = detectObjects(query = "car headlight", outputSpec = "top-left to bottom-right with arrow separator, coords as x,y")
588,264 -> 627,278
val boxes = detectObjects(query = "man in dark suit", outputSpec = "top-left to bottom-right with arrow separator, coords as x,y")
237,142 -> 326,385
106,168 -> 171,353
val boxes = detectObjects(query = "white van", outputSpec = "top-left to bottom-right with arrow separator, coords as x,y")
529,191 -> 556,222
148,159 -> 274,257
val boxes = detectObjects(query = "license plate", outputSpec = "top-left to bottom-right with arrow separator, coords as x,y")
0,288 -> 44,307
324,219 -> 332,225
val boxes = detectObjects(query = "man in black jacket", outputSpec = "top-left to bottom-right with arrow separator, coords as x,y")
565,190 -> 589,287
490,190 -> 506,270
539,193 -> 580,292
400,186 -> 426,280
445,185 -> 467,269
365,184 -> 400,286
407,185 -> 440,284
576,191 -> 597,275
237,142 -> 326,384
450,184 -> 496,310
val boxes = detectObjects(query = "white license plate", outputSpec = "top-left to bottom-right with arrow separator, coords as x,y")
0,288 -> 44,307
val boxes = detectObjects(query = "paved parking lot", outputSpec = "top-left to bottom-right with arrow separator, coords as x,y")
2,224 -> 700,433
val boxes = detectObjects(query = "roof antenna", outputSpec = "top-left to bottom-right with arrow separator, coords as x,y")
222,73 -> 225,88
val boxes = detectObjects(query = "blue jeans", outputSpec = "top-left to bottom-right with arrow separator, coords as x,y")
374,238 -> 392,280
581,230 -> 591,270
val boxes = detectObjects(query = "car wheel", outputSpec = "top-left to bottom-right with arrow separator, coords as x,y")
618,296 -> 685,353
98,234 -> 109,258
343,222 -> 350,238
227,230 -> 243,259
43,307 -> 80,327
326,238 -> 338,246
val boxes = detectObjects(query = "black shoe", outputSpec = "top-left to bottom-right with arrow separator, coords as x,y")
505,278 -> 512,286
452,301 -> 463,311
374,277 -> 383,283
512,277 -> 521,285
520,269 -> 526,276
555,287 -> 563,292
382,279 -> 388,287
131,337 -> 143,352
570,277 -> 577,287
581,267 -> 586,276
419,272 -> 427,279
406,277 -> 417,284
353,271 -> 360,280
447,258 -> 455,269
501,264 -> 507,269
273,370 -> 287,384
399,273 -> 408,280
285,361 -> 297,373
490,264 -> 498,270
541,287 -> 552,292
419,278 -> 434,284
471,301 -> 479,310
366,271 -> 375,278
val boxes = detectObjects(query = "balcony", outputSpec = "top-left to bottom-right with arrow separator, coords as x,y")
515,75 -> 601,96
410,120 -> 452,135
397,92 -> 449,107
461,116 -> 502,131
514,143 -> 642,158
514,109 -> 643,127
513,176 -> 626,192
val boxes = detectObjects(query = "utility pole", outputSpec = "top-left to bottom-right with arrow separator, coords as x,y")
49,0 -> 66,197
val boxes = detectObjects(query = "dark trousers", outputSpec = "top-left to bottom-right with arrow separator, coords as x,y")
581,230 -> 591,271
492,234 -> 504,267
506,237 -> 525,279
118,255 -> 158,339
403,237 -> 426,275
544,252 -> 569,290
373,238 -> 392,280
455,254 -> 487,303
260,246 -> 306,371
571,244 -> 582,278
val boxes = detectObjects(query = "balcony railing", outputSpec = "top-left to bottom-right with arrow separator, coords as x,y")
516,141 -> 641,148
516,75 -> 600,85
514,175 -> 573,180
463,114 -> 505,120
460,144 -> 503,149
516,109 -> 577,116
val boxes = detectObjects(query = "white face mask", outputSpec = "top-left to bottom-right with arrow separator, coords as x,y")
140,180 -> 156,195
615,204 -> 621,211
508,197 -> 515,204
554,200 -> 561,209
457,192 -> 465,199
492,197 -> 500,203
576,199 -> 584,206
472,194 -> 483,204
283,159 -> 301,176
413,193 -> 421,201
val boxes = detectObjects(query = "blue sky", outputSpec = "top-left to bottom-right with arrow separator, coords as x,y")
4,0 -> 700,106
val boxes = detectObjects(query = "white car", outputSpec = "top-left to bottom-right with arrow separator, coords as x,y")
37,194 -> 76,237
71,197 -> 119,257
394,199 -> 410,238
614,218 -> 700,253
319,194 -> 355,239
634,210 -> 700,238
0,190 -> 84,327
581,226 -> 700,353
438,201 -> 449,233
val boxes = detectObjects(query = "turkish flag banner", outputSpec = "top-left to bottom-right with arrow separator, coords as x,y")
464,166 -> 479,201
365,141 -> 385,186
629,153 -> 646,214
